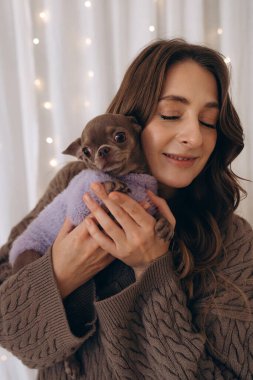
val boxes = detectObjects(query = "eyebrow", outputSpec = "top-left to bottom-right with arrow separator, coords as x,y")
159,95 -> 219,109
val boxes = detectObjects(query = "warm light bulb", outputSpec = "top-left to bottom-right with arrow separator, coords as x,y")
217,28 -> 223,35
33,38 -> 40,45
43,102 -> 52,110
84,1 -> 92,7
39,11 -> 49,21
85,38 -> 92,45
46,137 -> 53,144
0,355 -> 7,361
34,79 -> 42,88
149,25 -> 155,32
88,70 -> 94,78
224,57 -> 231,64
84,101 -> 91,107
49,159 -> 58,167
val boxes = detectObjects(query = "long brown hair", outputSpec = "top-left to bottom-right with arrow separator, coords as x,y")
106,39 -> 246,301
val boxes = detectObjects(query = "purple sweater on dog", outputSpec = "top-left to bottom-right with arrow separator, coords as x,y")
9,169 -> 157,265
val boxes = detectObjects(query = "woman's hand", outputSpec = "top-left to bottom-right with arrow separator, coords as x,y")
83,183 -> 176,280
52,218 -> 114,298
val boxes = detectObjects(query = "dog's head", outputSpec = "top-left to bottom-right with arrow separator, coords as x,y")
63,114 -> 148,176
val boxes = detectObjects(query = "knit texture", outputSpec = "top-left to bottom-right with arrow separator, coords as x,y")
9,169 -> 157,264
0,161 -> 253,380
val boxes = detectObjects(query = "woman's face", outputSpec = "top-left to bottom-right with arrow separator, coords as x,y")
141,60 -> 219,196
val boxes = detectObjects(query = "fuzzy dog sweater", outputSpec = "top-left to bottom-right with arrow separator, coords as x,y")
9,169 -> 157,264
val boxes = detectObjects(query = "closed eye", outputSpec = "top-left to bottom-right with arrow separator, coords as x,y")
200,121 -> 216,129
160,115 -> 179,120
160,115 -> 216,129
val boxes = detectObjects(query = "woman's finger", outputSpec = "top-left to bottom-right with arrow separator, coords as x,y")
83,192 -> 126,242
56,218 -> 75,240
84,216 -> 117,254
147,190 -> 176,227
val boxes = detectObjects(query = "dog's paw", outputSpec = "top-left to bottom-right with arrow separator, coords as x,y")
103,180 -> 131,194
155,217 -> 174,243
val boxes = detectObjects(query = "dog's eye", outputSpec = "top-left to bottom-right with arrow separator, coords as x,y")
82,147 -> 91,158
114,132 -> 126,143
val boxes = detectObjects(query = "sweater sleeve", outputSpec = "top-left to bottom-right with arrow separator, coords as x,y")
0,248 -> 96,368
0,161 -> 98,367
94,215 -> 253,380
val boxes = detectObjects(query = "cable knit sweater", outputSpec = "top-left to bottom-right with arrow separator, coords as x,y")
0,161 -> 252,380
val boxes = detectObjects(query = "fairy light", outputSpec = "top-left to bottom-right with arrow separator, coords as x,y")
43,102 -> 52,110
224,56 -> 231,65
84,1 -> 92,7
85,38 -> 92,45
87,70 -> 94,78
46,137 -> 53,144
217,28 -> 223,35
84,100 -> 91,107
49,159 -> 58,167
149,25 -> 155,32
34,79 -> 42,89
33,38 -> 40,45
39,11 -> 50,22
0,355 -> 7,361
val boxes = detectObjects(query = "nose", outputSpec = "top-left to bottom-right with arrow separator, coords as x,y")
177,116 -> 203,147
98,146 -> 110,158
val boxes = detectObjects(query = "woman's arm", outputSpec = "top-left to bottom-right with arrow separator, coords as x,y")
0,161 -> 86,285
0,161 -> 104,367
82,183 -> 252,379
93,216 -> 253,379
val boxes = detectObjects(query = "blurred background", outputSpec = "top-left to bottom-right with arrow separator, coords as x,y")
0,0 -> 252,378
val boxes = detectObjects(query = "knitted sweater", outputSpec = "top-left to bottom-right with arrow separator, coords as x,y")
0,161 -> 252,380
9,169 -> 157,264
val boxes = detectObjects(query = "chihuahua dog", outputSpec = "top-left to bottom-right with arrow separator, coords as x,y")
10,114 -> 173,272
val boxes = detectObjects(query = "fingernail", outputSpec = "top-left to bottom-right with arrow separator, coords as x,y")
109,192 -> 119,201
91,182 -> 101,192
83,193 -> 92,203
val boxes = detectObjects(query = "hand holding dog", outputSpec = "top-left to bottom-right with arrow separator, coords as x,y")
83,183 -> 176,280
52,218 -> 114,298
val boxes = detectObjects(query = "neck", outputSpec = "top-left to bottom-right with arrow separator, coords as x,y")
158,182 -> 176,200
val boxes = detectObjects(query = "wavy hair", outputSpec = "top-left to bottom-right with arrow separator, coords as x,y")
106,39 -> 247,301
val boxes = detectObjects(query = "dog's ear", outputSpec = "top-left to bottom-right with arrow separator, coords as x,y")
126,115 -> 142,134
62,138 -> 83,159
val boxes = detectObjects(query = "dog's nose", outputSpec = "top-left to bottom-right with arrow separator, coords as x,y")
98,146 -> 110,157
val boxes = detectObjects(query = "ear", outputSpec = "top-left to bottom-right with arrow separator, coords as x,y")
126,115 -> 142,134
62,138 -> 83,159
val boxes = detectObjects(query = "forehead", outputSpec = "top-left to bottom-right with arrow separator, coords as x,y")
161,60 -> 218,104
81,124 -> 131,145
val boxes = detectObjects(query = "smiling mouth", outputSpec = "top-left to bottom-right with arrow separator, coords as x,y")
163,153 -> 198,161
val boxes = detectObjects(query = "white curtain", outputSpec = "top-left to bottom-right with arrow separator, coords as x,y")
0,0 -> 252,378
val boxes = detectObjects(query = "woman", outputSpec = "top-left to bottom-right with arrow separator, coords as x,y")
0,39 -> 252,379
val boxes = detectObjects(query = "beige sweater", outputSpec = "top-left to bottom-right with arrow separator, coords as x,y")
0,161 -> 252,379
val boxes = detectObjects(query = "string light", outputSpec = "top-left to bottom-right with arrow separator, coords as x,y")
217,28 -> 223,35
49,159 -> 58,167
34,79 -> 42,89
149,25 -> 155,32
84,1 -> 92,7
46,137 -> 53,144
0,355 -> 7,362
87,70 -> 94,78
224,57 -> 231,64
85,38 -> 92,45
39,11 -> 50,22
43,102 -> 52,110
33,38 -> 40,45
84,100 -> 91,107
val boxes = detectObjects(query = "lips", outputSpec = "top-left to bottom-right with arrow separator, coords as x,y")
163,153 -> 197,161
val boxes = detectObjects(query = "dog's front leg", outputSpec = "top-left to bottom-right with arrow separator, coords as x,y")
102,180 -> 131,195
